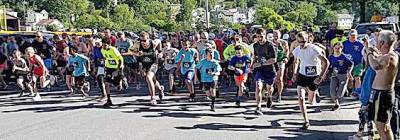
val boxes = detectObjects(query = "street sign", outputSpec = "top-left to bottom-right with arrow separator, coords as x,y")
337,14 -> 354,30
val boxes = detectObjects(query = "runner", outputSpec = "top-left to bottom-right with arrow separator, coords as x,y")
161,41 -> 179,94
101,37 -> 124,107
228,44 -> 252,106
68,46 -> 91,97
292,31 -> 330,129
54,35 -> 68,83
137,32 -> 164,105
367,30 -> 398,140
116,32 -> 134,88
0,40 -> 8,89
92,39 -> 107,101
196,48 -> 222,111
12,50 -> 33,96
26,47 -> 51,101
175,38 -> 199,102
252,28 -> 278,115
329,42 -> 353,110
343,30 -> 365,98
273,30 -> 289,102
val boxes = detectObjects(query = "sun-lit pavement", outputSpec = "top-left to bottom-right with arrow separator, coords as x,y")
0,82 -> 361,140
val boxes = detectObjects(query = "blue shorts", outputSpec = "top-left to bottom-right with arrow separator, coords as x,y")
255,71 -> 276,85
181,70 -> 195,81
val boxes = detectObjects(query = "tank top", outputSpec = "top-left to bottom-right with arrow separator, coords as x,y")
139,41 -> 157,69
276,39 -> 286,62
14,58 -> 29,75
29,55 -> 45,76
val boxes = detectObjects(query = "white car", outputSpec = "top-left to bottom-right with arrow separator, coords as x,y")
355,22 -> 399,39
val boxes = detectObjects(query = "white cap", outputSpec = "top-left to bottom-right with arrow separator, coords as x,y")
209,33 -> 216,40
282,34 -> 290,40
267,33 -> 274,41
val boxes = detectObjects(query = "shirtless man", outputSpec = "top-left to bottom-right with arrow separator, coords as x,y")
367,30 -> 398,140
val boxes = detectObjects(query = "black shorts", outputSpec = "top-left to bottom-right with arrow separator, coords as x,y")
287,56 -> 294,66
297,74 -> 319,91
203,81 -> 218,89
105,68 -> 121,85
74,75 -> 86,86
16,73 -> 30,82
372,89 -> 395,123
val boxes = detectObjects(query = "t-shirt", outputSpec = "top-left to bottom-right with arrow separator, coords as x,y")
68,54 -> 89,77
196,59 -> 222,82
162,47 -> 179,70
223,43 -> 251,60
329,54 -> 353,75
92,47 -> 104,67
110,36 -> 117,46
214,39 -> 225,60
293,44 -> 324,76
31,40 -> 52,59
175,48 -> 198,74
196,40 -> 215,53
275,39 -> 287,62
101,46 -> 124,69
253,41 -> 277,73
199,49 -> 220,61
343,40 -> 364,65
229,55 -> 252,75
116,38 -> 134,64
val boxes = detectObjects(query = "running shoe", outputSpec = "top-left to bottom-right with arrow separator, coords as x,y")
301,122 -> 310,130
210,104 -> 215,112
33,95 -> 42,101
18,91 -> 24,97
158,85 -> 165,100
150,99 -> 157,105
188,94 -> 195,102
255,107 -> 263,115
315,93 -> 321,103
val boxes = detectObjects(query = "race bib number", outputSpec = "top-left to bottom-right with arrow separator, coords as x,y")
305,66 -> 317,75
206,68 -> 213,75
260,57 -> 267,64
97,67 -> 105,75
109,60 -> 117,65
167,59 -> 174,64
120,49 -> 127,53
183,62 -> 191,68
143,57 -> 152,63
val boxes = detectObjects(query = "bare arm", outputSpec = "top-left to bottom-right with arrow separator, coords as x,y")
318,55 -> 330,79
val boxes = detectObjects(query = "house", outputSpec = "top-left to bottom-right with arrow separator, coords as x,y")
220,8 -> 255,24
35,19 -> 64,31
0,9 -> 21,31
25,10 -> 48,31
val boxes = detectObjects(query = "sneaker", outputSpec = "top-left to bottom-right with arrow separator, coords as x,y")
266,97 -> 273,108
210,104 -> 215,112
275,95 -> 282,103
205,96 -> 211,101
150,99 -> 157,105
331,104 -> 340,111
103,102 -> 113,108
235,100 -> 241,107
33,95 -> 42,101
301,122 -> 310,130
347,134 -> 363,140
158,86 -> 165,100
122,78 -> 128,90
188,94 -> 195,102
255,107 -> 263,115
351,92 -> 359,100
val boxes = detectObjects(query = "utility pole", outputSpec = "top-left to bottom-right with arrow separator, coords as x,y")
23,0 -> 28,31
205,0 -> 209,29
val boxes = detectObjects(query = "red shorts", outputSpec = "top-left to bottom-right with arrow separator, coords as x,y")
33,67 -> 46,76
235,74 -> 247,86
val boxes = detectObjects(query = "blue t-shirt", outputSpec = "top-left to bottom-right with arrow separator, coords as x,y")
329,54 -> 353,75
175,48 -> 198,74
92,47 -> 104,67
68,54 -> 89,77
343,40 -> 364,65
229,55 -> 252,75
199,49 -> 220,61
196,59 -> 222,82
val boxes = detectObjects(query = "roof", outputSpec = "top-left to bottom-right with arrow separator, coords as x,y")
6,13 -> 19,20
36,19 -> 61,26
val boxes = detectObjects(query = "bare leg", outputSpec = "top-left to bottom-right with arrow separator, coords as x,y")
255,80 -> 264,108
298,87 -> 309,123
376,122 -> 394,140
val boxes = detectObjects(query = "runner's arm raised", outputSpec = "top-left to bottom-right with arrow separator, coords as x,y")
368,52 -> 390,70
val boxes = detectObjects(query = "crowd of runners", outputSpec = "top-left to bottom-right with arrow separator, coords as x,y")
1,24 -> 400,139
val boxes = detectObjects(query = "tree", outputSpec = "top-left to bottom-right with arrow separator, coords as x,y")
236,0 -> 247,8
178,0 -> 196,29
46,24 -> 59,31
256,7 -> 295,30
44,0 -> 89,25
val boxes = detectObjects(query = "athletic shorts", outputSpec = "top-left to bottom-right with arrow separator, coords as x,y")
144,64 -> 158,74
167,68 -> 177,75
371,89 -> 395,123
105,68 -> 120,86
255,71 -> 276,86
352,64 -> 364,77
74,75 -> 86,86
16,73 -> 30,82
235,74 -> 248,86
203,81 -> 218,89
181,70 -> 195,81
56,60 -> 67,67
297,74 -> 319,91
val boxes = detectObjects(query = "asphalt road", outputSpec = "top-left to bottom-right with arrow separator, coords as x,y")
0,81 -> 363,140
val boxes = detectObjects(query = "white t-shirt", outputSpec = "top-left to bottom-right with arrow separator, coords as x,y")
162,47 -> 179,70
292,44 -> 324,76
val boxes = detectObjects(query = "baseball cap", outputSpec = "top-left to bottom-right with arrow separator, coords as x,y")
282,34 -> 290,40
349,29 -> 358,36
267,33 -> 274,41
